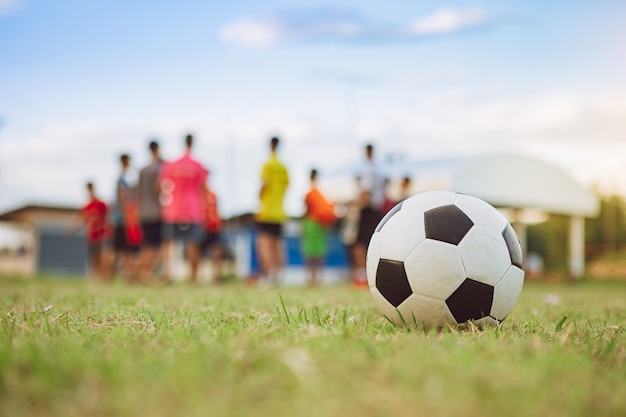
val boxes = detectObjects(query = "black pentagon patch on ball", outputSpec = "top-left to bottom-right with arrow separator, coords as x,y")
445,278 -> 494,323
375,201 -> 403,233
502,223 -> 523,268
424,204 -> 474,245
376,259 -> 412,308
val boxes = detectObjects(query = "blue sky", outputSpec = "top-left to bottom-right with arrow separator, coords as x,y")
1,0 -> 625,218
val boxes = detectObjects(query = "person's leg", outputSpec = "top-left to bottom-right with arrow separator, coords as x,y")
111,224 -> 136,282
121,243 -> 140,283
87,243 -> 98,279
127,246 -> 142,283
107,225 -> 124,280
353,242 -> 366,268
202,233 -> 223,284
307,257 -> 323,287
101,251 -> 112,281
144,221 -> 165,283
138,247 -> 156,283
186,224 -> 206,284
149,247 -> 162,281
257,231 -> 272,278
305,220 -> 326,286
161,223 -> 174,284
303,256 -> 311,286
211,245 -> 223,283
302,221 -> 313,286
351,207 -> 377,287
352,242 -> 368,286
137,223 -> 152,283
187,242 -> 201,283
147,221 -> 164,283
269,235 -> 283,284
93,242 -> 109,281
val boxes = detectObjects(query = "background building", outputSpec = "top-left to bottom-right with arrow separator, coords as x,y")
0,205 -> 86,276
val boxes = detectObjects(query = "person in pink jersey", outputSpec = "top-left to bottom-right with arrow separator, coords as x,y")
159,133 -> 209,284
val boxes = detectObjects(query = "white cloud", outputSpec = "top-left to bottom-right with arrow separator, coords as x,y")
409,7 -> 489,35
218,18 -> 284,48
218,6 -> 493,48
0,0 -> 23,15
0,122 -> 145,210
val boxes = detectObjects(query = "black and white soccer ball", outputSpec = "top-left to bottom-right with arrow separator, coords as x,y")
367,190 -> 524,328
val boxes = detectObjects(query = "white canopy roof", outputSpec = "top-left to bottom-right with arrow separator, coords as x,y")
324,153 -> 599,218
448,154 -> 599,217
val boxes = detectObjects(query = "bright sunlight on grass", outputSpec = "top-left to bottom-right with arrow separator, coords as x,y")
1,276 -> 625,417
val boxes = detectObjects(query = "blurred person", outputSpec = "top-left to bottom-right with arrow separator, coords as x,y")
136,140 -> 165,283
381,177 -> 396,214
201,182 -> 225,284
302,168 -> 336,287
256,136 -> 289,286
381,175 -> 412,214
107,153 -> 140,281
352,143 -> 385,288
399,175 -> 413,201
339,176 -> 362,278
67,182 -> 109,280
159,133 -> 208,284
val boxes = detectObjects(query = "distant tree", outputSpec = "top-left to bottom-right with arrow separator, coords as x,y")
527,192 -> 626,271
527,214 -> 569,272
586,193 -> 626,255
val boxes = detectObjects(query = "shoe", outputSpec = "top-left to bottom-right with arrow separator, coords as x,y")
351,268 -> 368,289
351,278 -> 369,289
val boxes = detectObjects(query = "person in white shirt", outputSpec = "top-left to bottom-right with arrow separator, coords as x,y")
352,143 -> 385,287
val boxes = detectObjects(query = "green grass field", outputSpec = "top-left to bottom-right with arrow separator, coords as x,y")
1,276 -> 625,417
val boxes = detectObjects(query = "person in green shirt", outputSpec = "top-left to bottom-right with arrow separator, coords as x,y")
256,137 -> 289,285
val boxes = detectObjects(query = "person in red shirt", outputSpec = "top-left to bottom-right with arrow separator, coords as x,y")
201,184 -> 225,284
68,182 -> 109,280
159,134 -> 209,284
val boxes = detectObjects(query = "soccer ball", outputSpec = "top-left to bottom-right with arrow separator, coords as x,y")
367,190 -> 524,328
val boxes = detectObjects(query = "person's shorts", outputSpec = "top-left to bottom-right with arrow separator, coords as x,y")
112,225 -> 137,253
162,222 -> 204,245
141,220 -> 163,249
256,221 -> 283,238
356,207 -> 383,246
302,218 -> 327,259
201,231 -> 225,254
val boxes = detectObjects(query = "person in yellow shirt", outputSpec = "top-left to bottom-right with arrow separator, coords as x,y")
256,137 -> 289,285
